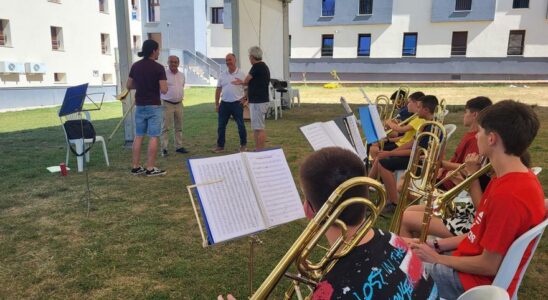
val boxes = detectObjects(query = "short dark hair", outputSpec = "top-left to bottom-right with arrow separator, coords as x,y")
390,89 -> 408,101
465,96 -> 492,112
138,39 -> 159,58
409,91 -> 425,101
418,95 -> 439,114
478,100 -> 539,156
299,147 -> 367,226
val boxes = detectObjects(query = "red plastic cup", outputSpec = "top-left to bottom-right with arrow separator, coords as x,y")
60,162 -> 68,176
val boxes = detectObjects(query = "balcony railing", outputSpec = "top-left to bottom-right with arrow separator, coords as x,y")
52,39 -> 61,50
0,34 -> 6,46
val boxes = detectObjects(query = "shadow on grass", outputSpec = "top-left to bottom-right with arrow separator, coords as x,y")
0,103 -> 546,298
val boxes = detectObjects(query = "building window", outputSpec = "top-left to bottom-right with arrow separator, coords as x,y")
0,19 -> 11,47
133,35 -> 141,49
359,0 -> 373,15
507,30 -> 525,55
148,32 -> 162,49
321,34 -> 334,57
455,0 -> 472,11
513,0 -> 529,9
451,31 -> 467,56
402,33 -> 417,57
357,34 -> 371,57
54,72 -> 67,83
322,0 -> 335,17
101,33 -> 111,55
211,7 -> 223,24
148,0 -> 160,22
99,0 -> 108,13
131,0 -> 140,20
102,73 -> 113,84
51,26 -> 63,50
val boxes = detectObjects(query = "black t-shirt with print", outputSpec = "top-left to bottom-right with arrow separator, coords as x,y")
312,228 -> 438,300
248,61 -> 270,103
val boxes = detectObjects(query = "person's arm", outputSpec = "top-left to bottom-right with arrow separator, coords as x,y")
441,160 -> 462,171
387,123 -> 413,134
215,87 -> 222,112
412,241 -> 503,276
232,74 -> 253,86
463,153 -> 484,208
126,77 -> 134,90
159,79 -> 168,95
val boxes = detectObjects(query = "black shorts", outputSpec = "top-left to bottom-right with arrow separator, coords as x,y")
379,156 -> 410,172
382,141 -> 398,151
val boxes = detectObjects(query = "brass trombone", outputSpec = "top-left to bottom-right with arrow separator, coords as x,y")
389,121 -> 447,236
251,177 -> 387,299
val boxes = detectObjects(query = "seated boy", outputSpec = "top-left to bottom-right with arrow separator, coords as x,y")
374,95 -> 439,213
219,147 -> 438,299
399,96 -> 493,238
410,100 -> 545,300
369,91 -> 425,160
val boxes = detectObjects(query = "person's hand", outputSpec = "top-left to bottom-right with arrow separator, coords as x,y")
410,241 -> 441,264
218,294 -> 236,300
231,78 -> 244,85
464,153 -> 482,175
377,151 -> 391,159
241,98 -> 248,107
215,103 -> 219,113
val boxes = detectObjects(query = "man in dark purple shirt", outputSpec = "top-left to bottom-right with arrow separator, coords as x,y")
127,39 -> 168,176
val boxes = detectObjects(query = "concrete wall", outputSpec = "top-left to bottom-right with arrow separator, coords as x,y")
431,0 -> 496,22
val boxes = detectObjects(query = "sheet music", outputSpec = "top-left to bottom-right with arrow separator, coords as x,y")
346,115 -> 368,160
369,105 -> 387,140
188,154 -> 266,244
300,122 -> 337,151
244,149 -> 305,227
323,121 -> 359,155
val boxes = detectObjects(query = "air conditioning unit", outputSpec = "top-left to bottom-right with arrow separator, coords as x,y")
25,62 -> 47,74
0,61 -> 25,74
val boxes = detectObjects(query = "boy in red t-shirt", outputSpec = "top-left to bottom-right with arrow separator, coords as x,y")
410,100 -> 545,300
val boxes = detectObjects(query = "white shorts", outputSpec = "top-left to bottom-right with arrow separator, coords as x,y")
249,102 -> 269,130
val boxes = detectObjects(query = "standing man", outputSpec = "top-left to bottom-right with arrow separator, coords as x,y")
213,53 -> 247,153
161,55 -> 188,156
127,39 -> 167,176
233,46 -> 270,151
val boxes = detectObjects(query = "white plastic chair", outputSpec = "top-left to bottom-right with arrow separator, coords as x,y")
444,124 -> 457,142
457,285 -> 509,300
268,84 -> 282,120
289,88 -> 300,108
492,217 -> 548,299
60,111 -> 109,172
531,167 -> 542,176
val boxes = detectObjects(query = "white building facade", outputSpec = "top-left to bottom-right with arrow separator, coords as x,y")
0,0 -> 141,110
202,0 -> 548,81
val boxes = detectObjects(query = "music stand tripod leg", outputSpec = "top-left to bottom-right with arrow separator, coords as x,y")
248,235 -> 263,296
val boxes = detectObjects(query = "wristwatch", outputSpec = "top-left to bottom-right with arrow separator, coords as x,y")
433,238 -> 441,252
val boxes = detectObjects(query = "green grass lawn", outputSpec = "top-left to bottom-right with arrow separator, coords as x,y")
0,86 -> 546,299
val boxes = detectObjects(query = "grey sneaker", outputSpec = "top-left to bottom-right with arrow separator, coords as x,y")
146,167 -> 167,177
380,203 -> 397,217
131,166 -> 146,176
161,149 -> 168,157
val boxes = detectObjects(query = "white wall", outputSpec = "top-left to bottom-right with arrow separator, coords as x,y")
288,0 -> 548,59
206,0 -> 233,58
235,0 -> 284,79
0,0 -> 141,88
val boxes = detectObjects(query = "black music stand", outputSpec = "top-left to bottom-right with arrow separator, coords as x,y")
58,83 -> 104,215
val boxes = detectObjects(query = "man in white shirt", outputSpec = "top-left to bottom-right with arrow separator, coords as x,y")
213,53 -> 247,152
161,55 -> 187,156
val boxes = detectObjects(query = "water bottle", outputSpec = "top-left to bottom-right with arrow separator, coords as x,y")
60,162 -> 68,176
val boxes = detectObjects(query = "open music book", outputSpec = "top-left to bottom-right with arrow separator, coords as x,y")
300,114 -> 368,160
187,148 -> 304,245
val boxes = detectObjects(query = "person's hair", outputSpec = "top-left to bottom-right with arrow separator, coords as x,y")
409,91 -> 425,101
478,100 -> 539,156
168,55 -> 179,63
418,95 -> 438,114
465,96 -> 492,112
248,46 -> 263,61
520,150 -> 531,168
390,89 -> 408,101
226,53 -> 236,60
138,39 -> 159,58
299,147 -> 367,226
